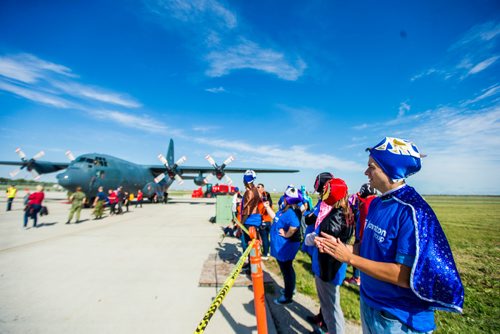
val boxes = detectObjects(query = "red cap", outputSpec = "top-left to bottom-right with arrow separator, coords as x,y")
321,178 -> 348,205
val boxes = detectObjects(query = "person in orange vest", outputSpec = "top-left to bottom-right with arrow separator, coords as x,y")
257,183 -> 273,260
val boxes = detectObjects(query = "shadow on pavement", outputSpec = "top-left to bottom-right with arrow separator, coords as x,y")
218,302 -> 257,334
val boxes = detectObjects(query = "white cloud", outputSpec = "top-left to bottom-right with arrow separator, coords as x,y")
193,137 -> 364,171
144,1 -> 306,81
148,0 -> 237,29
410,68 -> 439,81
51,81 -> 142,108
90,110 -> 169,134
0,52 -> 171,135
450,21 -> 500,49
0,53 -> 141,109
462,84 -> 500,105
412,21 -> 500,82
193,125 -> 220,132
205,86 -> 226,93
0,80 -> 74,109
206,39 -> 306,80
466,56 -> 499,75
353,101 -> 500,194
0,53 -> 75,84
398,102 -> 410,118
352,123 -> 369,130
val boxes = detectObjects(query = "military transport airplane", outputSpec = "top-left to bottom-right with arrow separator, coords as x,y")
0,139 -> 299,200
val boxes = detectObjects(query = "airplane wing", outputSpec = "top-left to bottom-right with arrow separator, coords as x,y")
0,161 -> 70,174
145,165 -> 299,175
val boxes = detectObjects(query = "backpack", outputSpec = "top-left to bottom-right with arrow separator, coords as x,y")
40,206 -> 49,216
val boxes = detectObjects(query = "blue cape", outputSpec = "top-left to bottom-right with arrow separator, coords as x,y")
391,185 -> 464,313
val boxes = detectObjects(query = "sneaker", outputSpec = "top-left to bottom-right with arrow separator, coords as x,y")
273,295 -> 292,305
65,221 -> 70,224
343,277 -> 360,286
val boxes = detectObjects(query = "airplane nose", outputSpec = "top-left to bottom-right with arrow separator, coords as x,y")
56,171 -> 71,188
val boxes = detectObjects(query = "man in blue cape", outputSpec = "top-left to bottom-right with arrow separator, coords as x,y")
315,137 -> 464,333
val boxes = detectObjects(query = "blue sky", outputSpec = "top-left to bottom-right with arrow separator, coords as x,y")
0,0 -> 499,194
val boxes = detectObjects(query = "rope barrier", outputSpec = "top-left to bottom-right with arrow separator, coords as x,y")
194,239 -> 256,334
233,219 -> 251,237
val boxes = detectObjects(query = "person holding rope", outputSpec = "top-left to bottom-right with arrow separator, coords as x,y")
315,137 -> 464,333
264,186 -> 303,305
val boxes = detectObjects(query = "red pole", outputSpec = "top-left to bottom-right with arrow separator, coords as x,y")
249,226 -> 268,334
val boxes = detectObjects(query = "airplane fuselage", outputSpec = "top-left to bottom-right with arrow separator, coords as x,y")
56,154 -> 172,198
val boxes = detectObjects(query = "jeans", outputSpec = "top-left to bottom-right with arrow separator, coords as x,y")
353,267 -> 360,279
315,276 -> 344,334
259,221 -> 271,256
7,198 -> 14,211
24,204 -> 41,227
360,298 -> 433,334
277,259 -> 296,300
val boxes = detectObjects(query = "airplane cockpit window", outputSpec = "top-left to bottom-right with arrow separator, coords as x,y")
94,156 -> 108,167
77,157 -> 95,164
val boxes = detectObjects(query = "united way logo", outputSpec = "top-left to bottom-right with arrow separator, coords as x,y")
373,137 -> 420,158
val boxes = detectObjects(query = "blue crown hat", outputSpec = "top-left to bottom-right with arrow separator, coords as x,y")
284,186 -> 303,205
367,137 -> 422,181
243,170 -> 256,184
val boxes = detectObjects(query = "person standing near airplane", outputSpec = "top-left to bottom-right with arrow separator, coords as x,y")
6,184 -> 17,211
23,185 -> 44,228
66,186 -> 86,224
135,190 -> 143,208
108,189 -> 118,215
93,186 -> 107,219
315,137 -> 464,333
116,187 -> 124,214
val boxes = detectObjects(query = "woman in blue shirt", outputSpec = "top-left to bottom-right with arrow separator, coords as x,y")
264,186 -> 302,305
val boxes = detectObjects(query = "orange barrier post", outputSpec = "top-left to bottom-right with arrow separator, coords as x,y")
249,226 -> 268,334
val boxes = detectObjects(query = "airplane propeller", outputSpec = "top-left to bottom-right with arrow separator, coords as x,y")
65,150 -> 76,161
155,154 -> 187,184
9,148 -> 45,180
204,154 -> 235,185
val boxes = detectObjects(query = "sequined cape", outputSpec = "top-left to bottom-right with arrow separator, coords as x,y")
391,185 -> 464,313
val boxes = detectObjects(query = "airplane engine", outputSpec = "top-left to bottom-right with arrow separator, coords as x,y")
193,176 -> 206,186
143,182 -> 163,198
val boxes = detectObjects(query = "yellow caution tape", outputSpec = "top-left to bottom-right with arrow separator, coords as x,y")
194,239 -> 256,334
233,219 -> 251,237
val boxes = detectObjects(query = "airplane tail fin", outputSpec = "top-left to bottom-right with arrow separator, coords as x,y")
166,139 -> 174,166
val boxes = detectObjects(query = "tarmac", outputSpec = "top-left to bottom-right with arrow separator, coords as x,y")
0,192 -> 361,334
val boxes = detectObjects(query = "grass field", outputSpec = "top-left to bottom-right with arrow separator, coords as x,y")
264,195 -> 500,333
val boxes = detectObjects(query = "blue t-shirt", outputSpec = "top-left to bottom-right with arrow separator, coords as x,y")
244,213 -> 262,227
96,191 -> 107,201
360,195 -> 435,332
270,208 -> 301,262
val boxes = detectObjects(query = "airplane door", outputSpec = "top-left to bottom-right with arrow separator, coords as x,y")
92,169 -> 106,188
